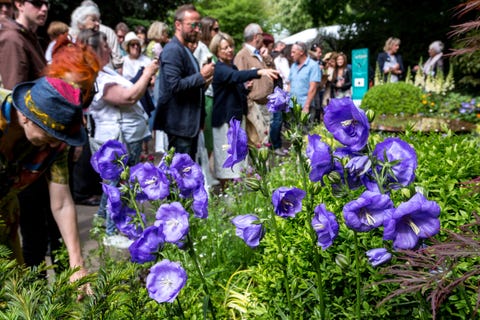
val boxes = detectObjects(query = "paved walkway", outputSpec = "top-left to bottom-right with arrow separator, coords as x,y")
76,204 -> 99,265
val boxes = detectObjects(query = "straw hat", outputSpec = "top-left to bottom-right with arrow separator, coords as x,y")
122,31 -> 143,51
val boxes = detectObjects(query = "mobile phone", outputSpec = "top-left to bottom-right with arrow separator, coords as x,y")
206,56 -> 212,64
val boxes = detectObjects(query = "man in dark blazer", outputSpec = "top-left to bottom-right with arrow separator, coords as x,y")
154,4 -> 215,159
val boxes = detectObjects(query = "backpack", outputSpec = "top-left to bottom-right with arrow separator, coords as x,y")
0,88 -> 13,138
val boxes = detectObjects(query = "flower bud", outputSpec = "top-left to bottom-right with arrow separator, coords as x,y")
258,148 -> 269,162
366,109 -> 376,123
340,156 -> 350,167
277,253 -> 284,263
335,253 -> 349,268
311,183 -> 322,195
244,177 -> 261,191
284,129 -> 294,140
120,168 -> 129,181
327,171 -> 342,184
300,111 -> 310,124
400,188 -> 411,199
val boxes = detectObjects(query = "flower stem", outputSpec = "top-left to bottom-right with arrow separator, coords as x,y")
175,297 -> 186,319
353,231 -> 362,319
311,236 -> 325,319
269,210 -> 293,319
297,151 -> 326,320
186,233 -> 216,320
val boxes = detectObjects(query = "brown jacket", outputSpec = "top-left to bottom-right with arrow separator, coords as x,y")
234,45 -> 274,105
0,17 -> 46,90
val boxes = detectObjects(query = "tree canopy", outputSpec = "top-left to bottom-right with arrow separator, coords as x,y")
43,0 -> 477,91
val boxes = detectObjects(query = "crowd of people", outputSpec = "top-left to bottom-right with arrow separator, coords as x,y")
0,0 -> 446,283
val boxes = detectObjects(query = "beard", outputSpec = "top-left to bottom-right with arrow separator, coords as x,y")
182,30 -> 198,44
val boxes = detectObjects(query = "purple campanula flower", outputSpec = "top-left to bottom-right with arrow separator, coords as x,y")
223,118 -> 248,169
383,193 -> 440,250
311,204 -> 339,250
170,153 -> 204,197
272,187 -> 306,218
266,86 -> 291,112
103,183 -> 123,215
306,134 -> 333,182
366,248 -> 392,267
331,161 -> 362,191
343,191 -> 394,232
154,202 -> 189,243
146,259 -> 187,303
129,225 -> 165,264
331,148 -> 363,190
113,206 -> 145,240
333,146 -> 356,158
231,214 -> 265,248
192,186 -> 208,219
459,98 -> 476,114
363,138 -> 417,192
346,155 -> 371,176
324,98 -> 370,151
130,162 -> 170,201
91,139 -> 129,180
157,157 -> 170,176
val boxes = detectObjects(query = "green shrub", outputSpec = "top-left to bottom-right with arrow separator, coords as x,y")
362,82 -> 424,115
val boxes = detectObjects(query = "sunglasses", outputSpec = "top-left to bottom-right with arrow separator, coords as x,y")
25,0 -> 49,8
188,22 -> 202,29
212,27 -> 219,32
129,42 -> 140,47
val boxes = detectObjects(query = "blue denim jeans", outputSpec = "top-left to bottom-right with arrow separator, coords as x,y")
270,111 -> 283,150
97,139 -> 143,235
167,134 -> 198,160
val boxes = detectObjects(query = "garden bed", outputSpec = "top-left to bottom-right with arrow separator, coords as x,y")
371,114 -> 478,133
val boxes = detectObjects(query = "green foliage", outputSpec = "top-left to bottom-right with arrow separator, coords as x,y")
198,0 -> 269,51
269,0 -> 315,34
2,130 -> 480,318
361,82 -> 424,115
451,48 -> 480,93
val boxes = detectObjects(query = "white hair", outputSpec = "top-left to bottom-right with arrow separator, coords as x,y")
429,40 -> 444,54
243,23 -> 262,42
70,5 -> 100,37
80,1 -> 98,8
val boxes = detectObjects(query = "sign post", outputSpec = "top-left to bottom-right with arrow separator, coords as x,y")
351,48 -> 369,106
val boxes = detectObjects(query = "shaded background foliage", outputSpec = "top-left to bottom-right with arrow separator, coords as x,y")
42,0 -> 478,93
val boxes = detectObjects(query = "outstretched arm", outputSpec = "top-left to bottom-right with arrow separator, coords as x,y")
48,181 -> 87,282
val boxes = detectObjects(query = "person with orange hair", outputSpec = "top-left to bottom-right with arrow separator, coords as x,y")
0,37 -> 99,285
48,34 -> 100,105
49,34 -> 104,209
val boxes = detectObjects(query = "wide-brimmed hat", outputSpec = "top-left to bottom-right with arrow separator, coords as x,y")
122,31 -> 143,51
12,77 -> 86,147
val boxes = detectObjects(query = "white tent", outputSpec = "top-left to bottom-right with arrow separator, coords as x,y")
280,26 -> 342,45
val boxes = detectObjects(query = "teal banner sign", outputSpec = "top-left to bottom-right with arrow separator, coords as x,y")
351,48 -> 369,101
